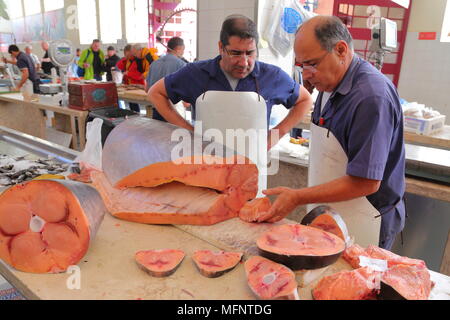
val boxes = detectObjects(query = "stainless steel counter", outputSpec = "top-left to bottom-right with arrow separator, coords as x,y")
0,125 -> 79,163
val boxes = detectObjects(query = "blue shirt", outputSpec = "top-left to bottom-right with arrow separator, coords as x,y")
312,56 -> 406,246
146,53 -> 187,88
16,52 -> 38,82
164,55 -> 300,125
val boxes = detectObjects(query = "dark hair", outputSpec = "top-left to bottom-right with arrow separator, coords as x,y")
8,44 -> 19,54
156,36 -> 162,42
76,48 -> 81,52
107,46 -> 115,51
124,44 -> 132,53
314,16 -> 354,51
167,37 -> 184,50
220,15 -> 259,46
92,39 -> 101,43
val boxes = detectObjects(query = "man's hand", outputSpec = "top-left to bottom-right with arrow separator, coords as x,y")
260,187 -> 302,223
267,129 -> 280,151
83,63 -> 90,69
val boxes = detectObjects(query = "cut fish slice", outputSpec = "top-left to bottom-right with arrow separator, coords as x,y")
192,250 -> 243,278
239,197 -> 272,223
102,118 -> 258,213
91,171 -> 237,226
379,264 -> 432,300
245,256 -> 299,300
343,244 -> 427,269
301,205 -> 351,245
0,180 -> 106,273
257,224 -> 346,270
135,249 -> 185,278
313,267 -> 380,300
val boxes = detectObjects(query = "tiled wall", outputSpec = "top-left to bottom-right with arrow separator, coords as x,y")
197,0 -> 257,60
398,32 -> 450,116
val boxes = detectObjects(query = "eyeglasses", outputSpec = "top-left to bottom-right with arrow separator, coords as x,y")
223,47 -> 257,60
297,51 -> 330,73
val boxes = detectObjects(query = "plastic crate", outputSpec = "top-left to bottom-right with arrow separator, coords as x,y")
404,115 -> 446,136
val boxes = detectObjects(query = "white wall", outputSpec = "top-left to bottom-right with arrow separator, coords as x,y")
398,0 -> 450,116
197,0 -> 294,74
197,0 -> 257,60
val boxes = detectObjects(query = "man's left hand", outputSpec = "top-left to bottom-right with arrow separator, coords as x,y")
267,129 -> 280,151
260,187 -> 302,223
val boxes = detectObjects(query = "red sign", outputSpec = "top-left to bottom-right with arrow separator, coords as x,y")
419,32 -> 437,40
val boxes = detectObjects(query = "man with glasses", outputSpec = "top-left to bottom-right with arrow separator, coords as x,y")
148,14 -> 313,149
263,16 -> 406,251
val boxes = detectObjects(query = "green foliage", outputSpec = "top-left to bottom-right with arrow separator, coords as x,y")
0,0 -> 10,21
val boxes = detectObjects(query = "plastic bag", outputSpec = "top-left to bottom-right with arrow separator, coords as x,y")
263,0 -> 316,57
74,118 -> 104,171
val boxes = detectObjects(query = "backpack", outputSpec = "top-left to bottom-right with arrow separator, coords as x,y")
77,50 -> 91,78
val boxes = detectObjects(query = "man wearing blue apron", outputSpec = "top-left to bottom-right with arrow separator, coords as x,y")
263,16 -> 406,250
147,15 -> 313,150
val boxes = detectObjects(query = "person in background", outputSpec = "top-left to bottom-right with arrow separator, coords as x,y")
155,36 -> 166,57
103,46 -> 120,82
40,41 -> 58,75
70,48 -> 81,77
130,44 -> 159,82
117,45 -> 140,85
4,45 -> 40,93
24,46 -> 40,71
145,36 -> 188,122
116,44 -> 143,113
78,39 -> 105,81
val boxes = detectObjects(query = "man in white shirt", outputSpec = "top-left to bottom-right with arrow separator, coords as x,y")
25,46 -> 41,72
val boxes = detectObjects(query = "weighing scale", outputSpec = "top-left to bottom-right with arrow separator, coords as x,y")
46,40 -> 76,106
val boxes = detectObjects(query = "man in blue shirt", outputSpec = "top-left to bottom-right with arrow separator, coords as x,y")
4,45 -> 40,93
263,16 -> 406,250
145,37 -> 187,122
148,15 -> 313,149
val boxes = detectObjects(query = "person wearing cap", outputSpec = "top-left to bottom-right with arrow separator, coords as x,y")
103,46 -> 120,82
145,37 -> 188,122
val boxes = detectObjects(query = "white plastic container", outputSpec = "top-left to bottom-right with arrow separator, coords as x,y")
404,115 -> 446,136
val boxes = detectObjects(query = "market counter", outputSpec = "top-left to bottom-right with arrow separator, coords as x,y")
0,93 -> 88,151
295,115 -> 450,150
1,211 -> 449,300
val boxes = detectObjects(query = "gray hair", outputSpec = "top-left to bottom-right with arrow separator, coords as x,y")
25,45 -> 32,50
312,16 -> 354,52
132,44 -> 142,51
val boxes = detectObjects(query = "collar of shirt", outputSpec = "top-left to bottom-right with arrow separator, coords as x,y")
330,55 -> 361,100
199,55 -> 261,80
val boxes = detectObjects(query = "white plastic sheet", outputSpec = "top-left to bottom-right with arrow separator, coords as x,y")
74,118 -> 104,171
263,0 -> 316,57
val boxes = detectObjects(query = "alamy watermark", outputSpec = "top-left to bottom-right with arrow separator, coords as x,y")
170,121 -> 280,176
66,265 -> 81,290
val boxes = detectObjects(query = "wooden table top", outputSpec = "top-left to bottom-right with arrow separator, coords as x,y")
0,93 -> 88,117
